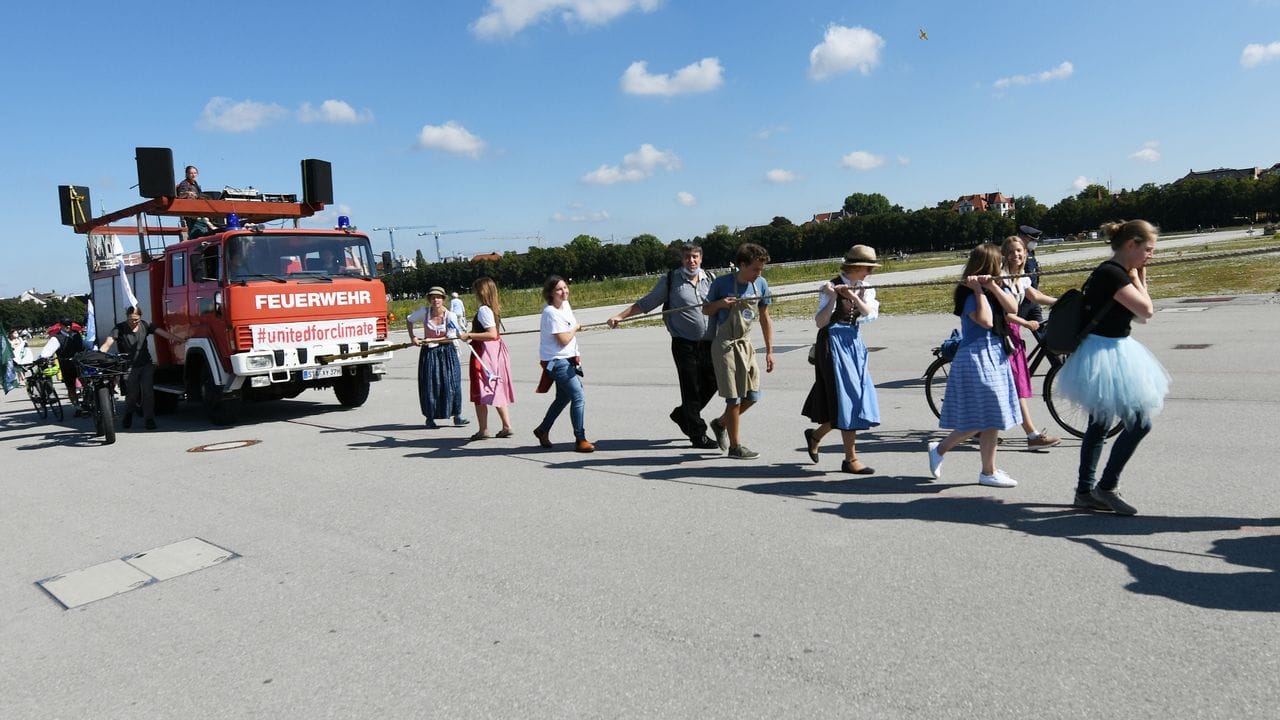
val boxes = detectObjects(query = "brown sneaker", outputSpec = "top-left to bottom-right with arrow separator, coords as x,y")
1027,433 -> 1061,448
575,439 -> 595,453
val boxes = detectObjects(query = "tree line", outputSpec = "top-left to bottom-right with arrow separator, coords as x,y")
0,296 -> 89,334
382,174 -> 1280,297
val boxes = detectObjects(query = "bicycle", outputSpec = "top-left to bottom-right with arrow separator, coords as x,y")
924,327 -> 1122,439
23,357 -> 65,421
75,351 -> 131,444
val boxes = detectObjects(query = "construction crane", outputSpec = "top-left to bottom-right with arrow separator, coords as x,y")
369,225 -> 436,269
418,228 -> 484,262
476,233 -> 544,247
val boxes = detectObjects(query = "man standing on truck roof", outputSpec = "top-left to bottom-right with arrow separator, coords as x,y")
98,306 -> 183,431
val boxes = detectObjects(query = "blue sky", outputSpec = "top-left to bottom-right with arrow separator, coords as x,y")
4,0 -> 1279,296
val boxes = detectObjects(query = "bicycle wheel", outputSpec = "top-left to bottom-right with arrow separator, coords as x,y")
97,385 -> 116,445
47,382 -> 64,421
1043,364 -> 1123,439
29,381 -> 48,419
924,356 -> 951,419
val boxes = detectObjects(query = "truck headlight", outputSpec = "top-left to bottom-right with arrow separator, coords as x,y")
246,355 -> 273,370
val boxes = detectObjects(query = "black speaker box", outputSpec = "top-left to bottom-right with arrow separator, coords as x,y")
136,147 -> 175,198
58,185 -> 92,226
301,159 -> 333,205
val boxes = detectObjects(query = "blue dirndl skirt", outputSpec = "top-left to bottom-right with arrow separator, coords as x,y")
417,343 -> 463,420
1055,334 -> 1170,429
939,335 -> 1023,431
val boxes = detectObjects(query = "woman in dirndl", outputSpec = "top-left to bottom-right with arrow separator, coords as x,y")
1000,235 -> 1061,448
926,243 -> 1023,488
407,286 -> 468,429
801,245 -> 881,474
1055,220 -> 1169,516
457,277 -> 515,441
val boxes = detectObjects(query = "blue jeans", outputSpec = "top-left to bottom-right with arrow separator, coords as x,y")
537,358 -> 586,441
1077,413 -> 1151,493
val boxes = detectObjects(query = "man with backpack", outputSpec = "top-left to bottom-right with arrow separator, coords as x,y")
38,319 -> 86,415
607,242 -> 719,449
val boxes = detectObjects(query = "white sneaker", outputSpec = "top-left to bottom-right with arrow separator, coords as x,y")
979,470 -> 1017,488
927,441 -> 943,479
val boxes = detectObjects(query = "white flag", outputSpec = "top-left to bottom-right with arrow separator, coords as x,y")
111,237 -> 140,309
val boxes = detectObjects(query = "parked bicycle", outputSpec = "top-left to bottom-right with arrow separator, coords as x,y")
74,351 -> 132,444
23,357 -> 65,421
924,326 -> 1122,439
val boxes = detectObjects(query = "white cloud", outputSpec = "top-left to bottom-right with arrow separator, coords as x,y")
299,99 -> 374,124
809,25 -> 885,80
416,121 -> 486,158
582,143 -> 681,184
993,61 -> 1074,89
841,151 -> 884,170
551,209 -> 611,222
765,169 -> 797,184
621,57 -> 723,96
676,191 -> 697,206
1072,176 -> 1092,191
198,97 -> 289,132
472,0 -> 661,39
1241,40 -> 1280,67
755,125 -> 787,140
896,155 -> 911,166
1130,141 -> 1161,163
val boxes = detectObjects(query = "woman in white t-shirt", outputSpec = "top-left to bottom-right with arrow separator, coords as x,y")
406,286 -> 468,429
532,275 -> 593,452
1001,235 -> 1059,448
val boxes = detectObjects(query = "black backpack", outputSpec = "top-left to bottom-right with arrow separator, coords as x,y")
1044,289 -> 1114,354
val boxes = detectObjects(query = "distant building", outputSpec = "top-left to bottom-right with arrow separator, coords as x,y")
14,288 -> 79,305
470,252 -> 502,263
1175,163 -> 1280,183
809,210 -> 851,224
952,193 -> 1015,216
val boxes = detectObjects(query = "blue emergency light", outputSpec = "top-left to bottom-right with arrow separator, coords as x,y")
226,212 -> 241,229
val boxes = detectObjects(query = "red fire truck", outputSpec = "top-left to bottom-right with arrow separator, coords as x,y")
60,150 -> 393,424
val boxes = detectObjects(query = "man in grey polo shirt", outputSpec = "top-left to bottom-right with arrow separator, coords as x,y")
608,242 -> 719,449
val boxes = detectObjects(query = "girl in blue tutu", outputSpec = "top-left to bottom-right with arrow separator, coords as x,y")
1056,220 -> 1169,515
927,244 -> 1024,488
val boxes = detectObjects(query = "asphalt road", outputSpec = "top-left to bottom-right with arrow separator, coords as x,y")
2,255 -> 1277,718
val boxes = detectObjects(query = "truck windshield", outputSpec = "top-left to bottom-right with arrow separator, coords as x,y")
226,235 -> 375,283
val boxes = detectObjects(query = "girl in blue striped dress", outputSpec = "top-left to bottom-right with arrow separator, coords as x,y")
927,244 -> 1023,488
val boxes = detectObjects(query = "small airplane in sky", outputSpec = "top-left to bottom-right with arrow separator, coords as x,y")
919,28 -> 929,40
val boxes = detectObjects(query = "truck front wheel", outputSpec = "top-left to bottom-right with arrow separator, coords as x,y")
334,373 -> 370,408
199,362 -> 237,425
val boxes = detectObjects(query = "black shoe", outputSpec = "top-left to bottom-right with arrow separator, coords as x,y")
453,417 -> 470,426
669,408 -> 685,433
145,419 -> 157,431
804,428 -> 820,463
841,459 -> 875,475
122,413 -> 133,429
690,434 -> 719,449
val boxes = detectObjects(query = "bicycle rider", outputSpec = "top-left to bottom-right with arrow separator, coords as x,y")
97,306 -> 183,430
38,320 -> 87,416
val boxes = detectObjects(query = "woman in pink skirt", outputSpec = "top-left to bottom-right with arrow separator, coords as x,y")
1000,235 -> 1060,448
459,277 -> 515,440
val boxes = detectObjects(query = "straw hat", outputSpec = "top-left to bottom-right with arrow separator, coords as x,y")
427,286 -> 447,298
841,245 -> 880,267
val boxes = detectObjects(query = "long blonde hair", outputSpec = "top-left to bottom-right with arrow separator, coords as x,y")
472,277 -> 502,327
1000,235 -> 1026,273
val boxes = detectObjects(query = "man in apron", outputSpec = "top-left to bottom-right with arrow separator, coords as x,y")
704,243 -> 775,459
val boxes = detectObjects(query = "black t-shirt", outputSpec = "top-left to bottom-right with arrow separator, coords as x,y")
1083,260 -> 1134,337
110,320 -> 156,367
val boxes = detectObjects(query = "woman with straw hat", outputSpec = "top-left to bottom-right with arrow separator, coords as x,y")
801,245 -> 882,474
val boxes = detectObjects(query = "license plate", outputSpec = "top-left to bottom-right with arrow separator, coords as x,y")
303,366 -> 343,380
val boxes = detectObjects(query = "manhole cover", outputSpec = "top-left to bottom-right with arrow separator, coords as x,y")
188,439 -> 262,453
1172,344 -> 1212,350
